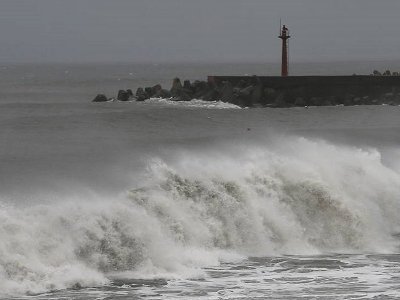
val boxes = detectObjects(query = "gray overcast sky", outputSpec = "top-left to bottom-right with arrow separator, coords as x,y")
0,0 -> 399,63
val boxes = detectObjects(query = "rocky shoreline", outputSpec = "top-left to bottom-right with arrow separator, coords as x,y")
92,70 -> 400,108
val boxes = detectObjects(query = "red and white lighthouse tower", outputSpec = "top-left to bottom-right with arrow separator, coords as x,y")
278,24 -> 291,77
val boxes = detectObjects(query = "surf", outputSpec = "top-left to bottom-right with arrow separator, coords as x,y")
0,136 -> 399,297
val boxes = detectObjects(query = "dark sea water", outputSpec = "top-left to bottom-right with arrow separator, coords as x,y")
1,62 -> 400,299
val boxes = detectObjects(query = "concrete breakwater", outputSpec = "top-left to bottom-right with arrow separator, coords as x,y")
92,74 -> 400,108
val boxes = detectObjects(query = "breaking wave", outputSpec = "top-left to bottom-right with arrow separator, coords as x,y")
1,137 -> 400,296
144,97 -> 242,109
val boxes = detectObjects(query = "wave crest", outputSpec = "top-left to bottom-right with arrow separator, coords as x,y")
1,137 -> 400,296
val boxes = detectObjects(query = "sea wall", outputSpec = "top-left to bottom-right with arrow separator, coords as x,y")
92,75 -> 400,108
207,75 -> 400,107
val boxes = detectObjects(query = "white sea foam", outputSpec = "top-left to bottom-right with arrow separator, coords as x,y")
144,98 -> 242,109
0,137 -> 399,296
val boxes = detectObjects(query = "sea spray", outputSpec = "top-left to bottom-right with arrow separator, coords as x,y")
0,136 -> 399,296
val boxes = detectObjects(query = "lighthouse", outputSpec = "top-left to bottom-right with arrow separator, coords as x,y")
278,24 -> 291,77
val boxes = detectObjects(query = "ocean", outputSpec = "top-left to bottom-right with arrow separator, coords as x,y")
1,62 -> 400,299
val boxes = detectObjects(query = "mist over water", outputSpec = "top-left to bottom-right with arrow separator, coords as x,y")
1,63 -> 400,298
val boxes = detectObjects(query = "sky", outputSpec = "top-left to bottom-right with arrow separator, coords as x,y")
0,0 -> 399,64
